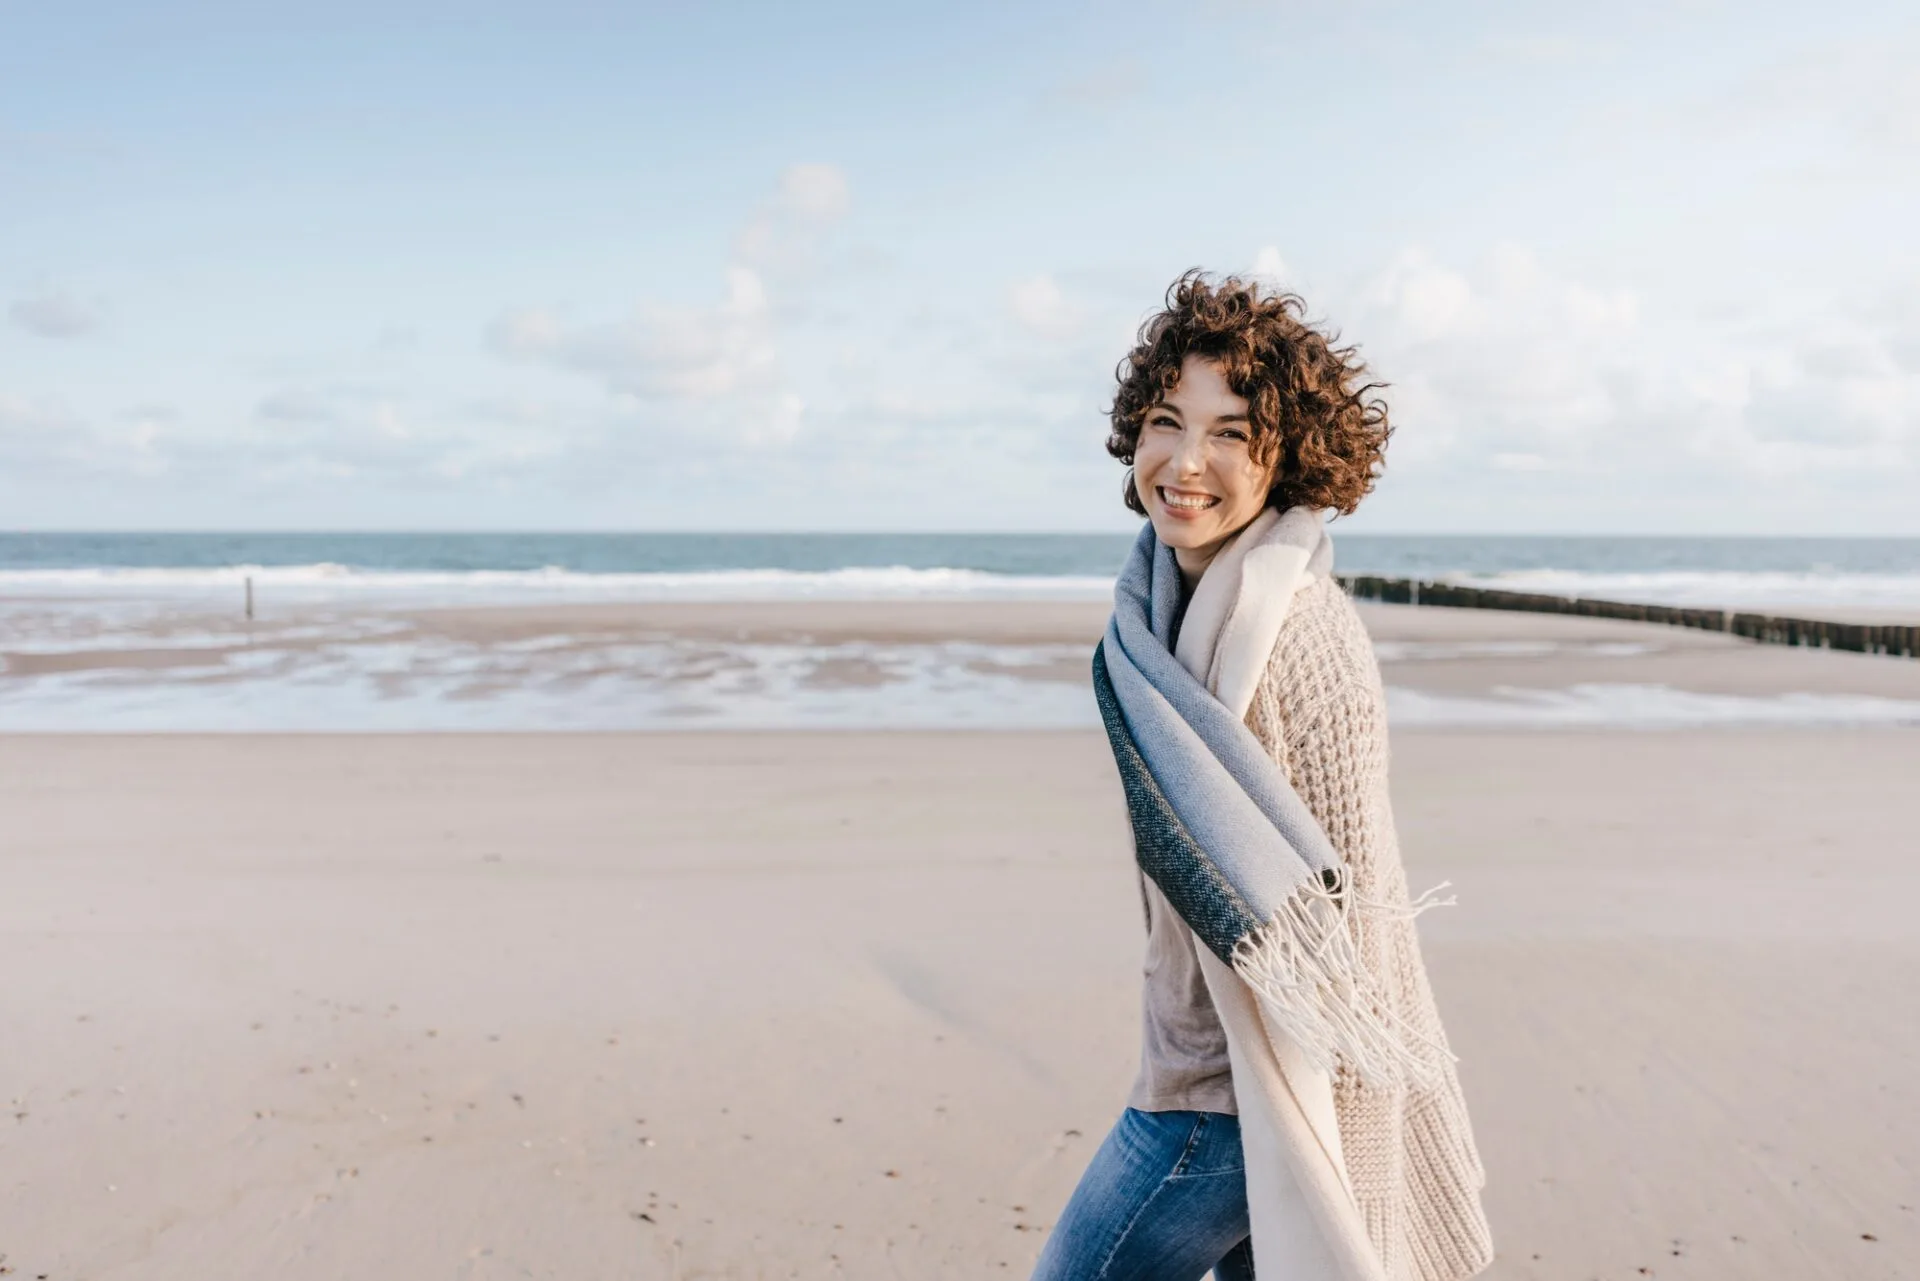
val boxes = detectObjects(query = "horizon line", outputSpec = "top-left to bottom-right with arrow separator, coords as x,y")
6,529 -> 1920,541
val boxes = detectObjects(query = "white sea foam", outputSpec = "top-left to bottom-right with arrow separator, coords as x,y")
1370,640 -> 1656,662
9,562 -> 1920,612
10,630 -> 1920,731
1386,683 -> 1920,729
0,636 -> 1099,732
0,563 -> 1117,603
6,555 -> 1919,731
1445,570 -> 1920,613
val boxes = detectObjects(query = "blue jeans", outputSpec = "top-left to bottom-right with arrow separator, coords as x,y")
1032,1108 -> 1255,1280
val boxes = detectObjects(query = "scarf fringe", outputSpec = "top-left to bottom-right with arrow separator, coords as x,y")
1230,876 -> 1457,1090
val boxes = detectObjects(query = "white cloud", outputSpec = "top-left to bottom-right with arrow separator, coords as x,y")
9,289 -> 106,338
1007,273 -> 1083,339
762,391 -> 805,443
1251,246 -> 1290,287
1702,322 -> 1916,472
735,162 -> 851,276
1362,249 -> 1481,344
776,163 -> 850,220
0,394 -> 74,440
1708,39 -> 1920,158
486,307 -> 563,355
490,264 -> 776,402
0,394 -> 173,476
486,166 -> 852,445
1335,242 -> 1918,481
1355,244 -> 1643,452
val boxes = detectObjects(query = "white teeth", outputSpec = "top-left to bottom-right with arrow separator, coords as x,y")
1160,488 -> 1218,510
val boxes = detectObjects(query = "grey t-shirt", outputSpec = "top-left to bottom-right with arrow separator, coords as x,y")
1126,575 -> 1238,1115
1127,873 -> 1238,1114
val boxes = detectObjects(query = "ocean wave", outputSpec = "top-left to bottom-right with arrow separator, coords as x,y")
1386,682 -> 1920,729
7,561 -> 1920,611
0,563 -> 1118,602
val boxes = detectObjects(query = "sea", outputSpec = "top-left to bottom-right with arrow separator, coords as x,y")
4,532 -> 1919,732
8,531 -> 1920,608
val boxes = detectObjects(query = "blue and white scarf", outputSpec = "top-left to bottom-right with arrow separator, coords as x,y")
1091,506 -> 1440,1086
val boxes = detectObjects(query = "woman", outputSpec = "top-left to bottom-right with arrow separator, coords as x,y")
1032,273 -> 1492,1281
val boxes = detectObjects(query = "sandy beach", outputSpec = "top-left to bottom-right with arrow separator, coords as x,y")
11,0 -> 1918,1271
3,602 -> 1918,1279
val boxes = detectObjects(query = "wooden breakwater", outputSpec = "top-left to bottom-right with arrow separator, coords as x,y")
1336,575 -> 1920,660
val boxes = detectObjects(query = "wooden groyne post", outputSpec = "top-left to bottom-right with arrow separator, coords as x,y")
1335,575 -> 1920,660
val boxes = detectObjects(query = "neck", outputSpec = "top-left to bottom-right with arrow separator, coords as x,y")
1173,511 -> 1265,592
1173,543 -> 1218,595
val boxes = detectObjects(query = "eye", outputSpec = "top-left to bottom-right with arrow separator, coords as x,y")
1148,413 -> 1178,429
1218,428 -> 1249,441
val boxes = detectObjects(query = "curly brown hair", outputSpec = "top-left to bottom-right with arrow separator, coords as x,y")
1108,270 -> 1391,517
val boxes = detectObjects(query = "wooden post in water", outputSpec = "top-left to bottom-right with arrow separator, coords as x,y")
245,575 -> 254,622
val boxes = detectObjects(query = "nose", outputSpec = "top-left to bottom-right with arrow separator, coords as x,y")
1170,427 -> 1208,477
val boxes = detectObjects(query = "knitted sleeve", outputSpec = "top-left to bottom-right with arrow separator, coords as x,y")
1248,580 -> 1494,1281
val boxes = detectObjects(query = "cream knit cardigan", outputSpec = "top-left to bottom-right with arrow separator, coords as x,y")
1182,569 -> 1494,1281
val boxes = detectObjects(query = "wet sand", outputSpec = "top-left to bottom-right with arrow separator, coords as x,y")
2,727 -> 1915,1279
7,598 -> 1920,709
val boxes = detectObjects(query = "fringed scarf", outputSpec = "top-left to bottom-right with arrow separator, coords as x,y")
1095,505 -> 1473,1280
1093,506 -> 1444,1088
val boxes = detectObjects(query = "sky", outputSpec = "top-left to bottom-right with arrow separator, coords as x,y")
3,0 -> 1917,534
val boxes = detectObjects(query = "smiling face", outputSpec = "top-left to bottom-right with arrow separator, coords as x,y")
1133,354 -> 1277,587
